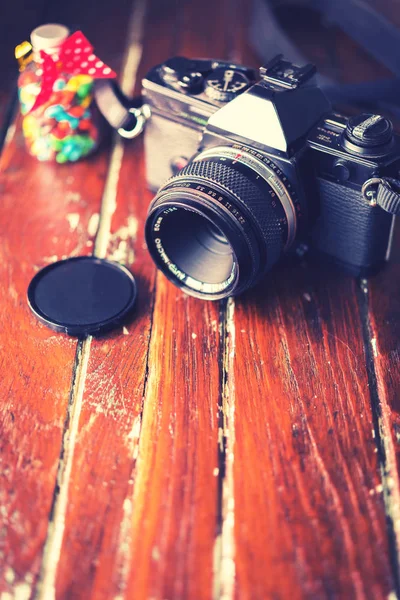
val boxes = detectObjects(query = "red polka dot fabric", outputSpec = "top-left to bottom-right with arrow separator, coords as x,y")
30,31 -> 116,113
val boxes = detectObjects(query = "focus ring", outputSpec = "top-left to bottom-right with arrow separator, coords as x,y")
169,159 -> 286,270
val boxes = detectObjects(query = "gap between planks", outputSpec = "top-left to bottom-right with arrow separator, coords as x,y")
213,297 -> 236,600
36,0 -> 148,597
357,278 -> 400,597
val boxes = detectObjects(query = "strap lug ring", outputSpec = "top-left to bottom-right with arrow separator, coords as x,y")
118,105 -> 151,139
361,177 -> 385,206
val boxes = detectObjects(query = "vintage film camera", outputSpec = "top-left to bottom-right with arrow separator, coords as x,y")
139,55 -> 400,299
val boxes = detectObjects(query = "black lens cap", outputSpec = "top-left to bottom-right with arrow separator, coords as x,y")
27,256 -> 137,337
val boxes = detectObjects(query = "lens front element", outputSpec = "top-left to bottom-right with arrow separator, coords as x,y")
153,206 -> 237,295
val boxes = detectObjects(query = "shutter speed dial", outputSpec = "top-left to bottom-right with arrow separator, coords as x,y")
205,68 -> 251,102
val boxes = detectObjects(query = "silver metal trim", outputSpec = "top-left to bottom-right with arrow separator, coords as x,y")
361,177 -> 384,206
193,146 -> 297,249
118,104 -> 151,139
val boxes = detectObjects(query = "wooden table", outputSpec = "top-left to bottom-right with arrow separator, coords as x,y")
1,1 -> 399,598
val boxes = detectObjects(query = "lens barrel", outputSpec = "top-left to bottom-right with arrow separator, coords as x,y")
145,146 -> 299,299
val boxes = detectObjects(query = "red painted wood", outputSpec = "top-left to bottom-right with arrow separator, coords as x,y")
52,1 -> 230,597
0,125 -> 100,592
1,1 -> 399,598
126,3 -> 237,596
231,7 -> 398,598
232,267 -> 394,598
0,0 -> 131,594
367,228 -> 400,566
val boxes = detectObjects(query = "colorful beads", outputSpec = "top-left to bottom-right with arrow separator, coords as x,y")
18,63 -> 99,162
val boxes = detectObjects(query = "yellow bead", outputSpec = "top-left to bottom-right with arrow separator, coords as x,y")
66,75 -> 92,91
65,80 -> 79,92
80,95 -> 92,109
74,75 -> 92,86
22,115 -> 39,138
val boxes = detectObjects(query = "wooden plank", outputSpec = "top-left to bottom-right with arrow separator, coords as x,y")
2,1 -> 399,599
363,227 -> 400,590
0,119 -> 109,594
126,3 -> 240,597
41,1 -> 154,597
231,268 -> 394,598
229,5 -> 399,599
45,1 -> 236,598
0,0 -> 132,595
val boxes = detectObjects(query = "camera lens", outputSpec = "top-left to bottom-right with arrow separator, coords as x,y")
145,146 -> 301,299
153,207 -> 236,290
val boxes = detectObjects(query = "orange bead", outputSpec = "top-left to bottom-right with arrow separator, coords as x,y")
68,106 -> 85,117
52,127 -> 67,139
59,91 -> 75,106
78,119 -> 91,131
58,121 -> 71,133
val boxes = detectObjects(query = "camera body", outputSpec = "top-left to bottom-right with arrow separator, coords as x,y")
142,55 -> 399,292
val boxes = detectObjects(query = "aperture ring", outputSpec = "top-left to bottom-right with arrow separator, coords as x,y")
195,146 -> 298,249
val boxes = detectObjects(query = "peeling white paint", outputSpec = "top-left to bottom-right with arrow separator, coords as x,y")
112,216 -> 139,242
87,213 -> 100,237
65,191 -> 81,203
93,141 -> 124,259
66,213 -> 80,232
4,567 -> 15,584
42,256 -> 59,263
37,338 -> 92,600
151,547 -> 161,561
1,581 -> 32,600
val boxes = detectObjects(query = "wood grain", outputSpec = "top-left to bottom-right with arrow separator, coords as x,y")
363,226 -> 400,590
49,0 -> 231,597
0,0 -> 131,595
232,265 -> 394,599
1,0 -> 400,598
230,7 -> 400,599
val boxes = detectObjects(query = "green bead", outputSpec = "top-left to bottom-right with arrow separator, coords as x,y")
77,83 -> 93,99
49,137 -> 64,151
56,153 -> 68,164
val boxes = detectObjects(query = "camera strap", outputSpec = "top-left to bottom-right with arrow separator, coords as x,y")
252,0 -> 400,114
94,79 -> 150,139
